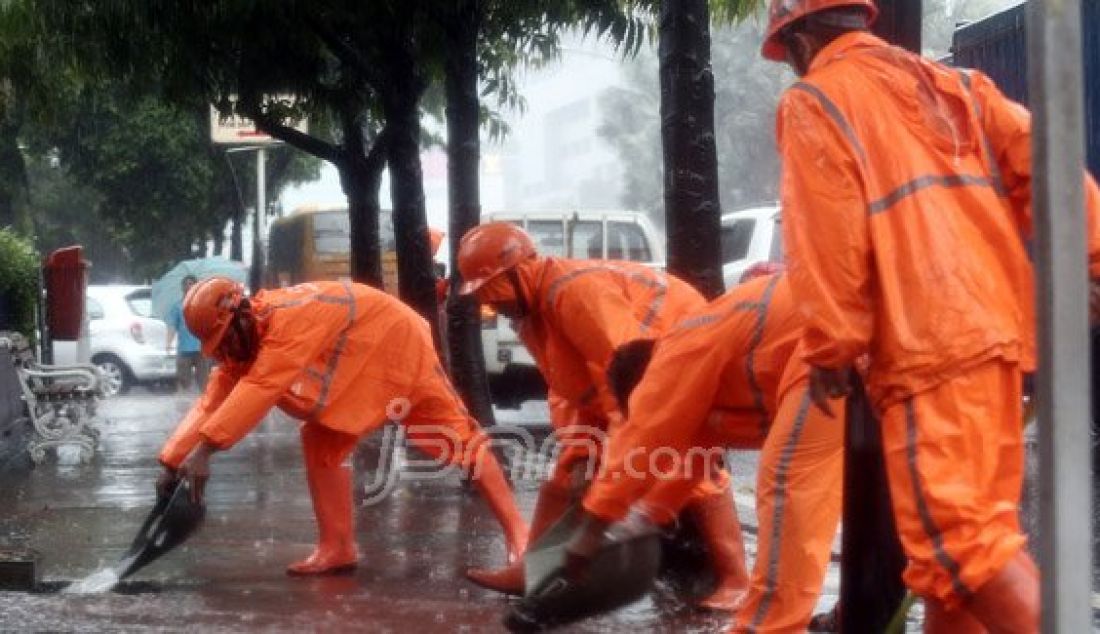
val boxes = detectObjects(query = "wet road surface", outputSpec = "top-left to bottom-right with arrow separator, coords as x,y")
0,389 -> 1084,631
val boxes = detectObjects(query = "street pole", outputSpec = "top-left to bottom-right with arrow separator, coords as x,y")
251,147 -> 266,294
1027,1 -> 1093,631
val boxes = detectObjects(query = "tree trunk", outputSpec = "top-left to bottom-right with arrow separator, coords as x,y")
659,0 -> 724,299
872,0 -> 923,53
443,0 -> 497,426
339,109 -> 387,289
230,207 -> 244,262
0,120 -> 25,229
212,229 -> 225,256
384,46 -> 440,348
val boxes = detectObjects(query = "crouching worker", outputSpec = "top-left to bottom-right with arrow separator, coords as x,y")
457,222 -> 745,610
155,277 -> 528,576
568,273 -> 846,633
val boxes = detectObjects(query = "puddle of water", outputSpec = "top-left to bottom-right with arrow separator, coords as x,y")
64,567 -> 120,594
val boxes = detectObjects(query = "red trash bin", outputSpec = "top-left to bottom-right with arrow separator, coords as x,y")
44,246 -> 88,341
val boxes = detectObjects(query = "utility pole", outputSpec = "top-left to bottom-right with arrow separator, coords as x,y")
1028,1 -> 1093,631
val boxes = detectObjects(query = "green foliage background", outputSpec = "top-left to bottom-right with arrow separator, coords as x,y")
0,227 -> 39,339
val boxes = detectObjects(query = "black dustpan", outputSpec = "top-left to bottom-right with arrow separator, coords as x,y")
117,480 -> 206,580
505,502 -> 662,632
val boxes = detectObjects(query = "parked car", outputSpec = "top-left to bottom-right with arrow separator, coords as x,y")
53,285 -> 175,396
480,210 -> 665,408
720,204 -> 783,289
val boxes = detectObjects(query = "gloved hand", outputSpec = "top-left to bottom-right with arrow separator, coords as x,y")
177,442 -> 216,504
155,466 -> 179,500
809,366 -> 853,417
564,513 -> 609,583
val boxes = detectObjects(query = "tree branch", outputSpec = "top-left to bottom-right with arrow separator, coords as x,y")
242,101 -> 344,166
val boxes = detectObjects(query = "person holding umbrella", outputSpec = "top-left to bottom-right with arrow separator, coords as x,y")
165,275 -> 208,392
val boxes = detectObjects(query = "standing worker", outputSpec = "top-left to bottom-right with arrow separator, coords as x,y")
761,1 -> 1100,630
457,222 -> 747,610
166,275 -> 208,392
156,277 -> 528,577
568,272 -> 845,633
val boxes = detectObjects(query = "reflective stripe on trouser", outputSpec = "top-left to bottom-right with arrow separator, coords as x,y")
733,386 -> 844,634
879,358 -> 1026,608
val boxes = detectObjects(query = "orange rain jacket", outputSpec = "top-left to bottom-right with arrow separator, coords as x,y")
777,32 -> 1100,409
512,258 -> 706,428
160,282 -> 452,468
584,273 -> 806,522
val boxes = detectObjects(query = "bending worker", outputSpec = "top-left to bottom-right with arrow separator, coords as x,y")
457,222 -> 747,611
761,1 -> 1100,631
156,278 -> 528,577
568,272 -> 845,633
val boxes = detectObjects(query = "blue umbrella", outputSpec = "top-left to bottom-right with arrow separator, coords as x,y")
151,257 -> 248,319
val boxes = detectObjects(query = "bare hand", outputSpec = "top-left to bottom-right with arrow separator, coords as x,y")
177,443 -> 215,504
808,366 -> 852,418
155,466 -> 179,500
564,514 -> 609,582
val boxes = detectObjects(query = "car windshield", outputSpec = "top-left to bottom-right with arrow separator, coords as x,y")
126,289 -> 153,317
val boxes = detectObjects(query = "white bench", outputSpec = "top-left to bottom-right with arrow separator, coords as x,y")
0,332 -> 105,464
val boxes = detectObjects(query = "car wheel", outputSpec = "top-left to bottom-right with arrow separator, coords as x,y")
93,354 -> 132,396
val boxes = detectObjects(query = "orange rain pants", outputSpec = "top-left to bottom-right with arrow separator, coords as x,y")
583,274 -> 845,633
160,281 -> 486,473
879,358 -> 1026,606
776,31 -> 1100,606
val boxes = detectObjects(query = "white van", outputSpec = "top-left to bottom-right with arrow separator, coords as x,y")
481,210 -> 665,407
720,204 -> 783,289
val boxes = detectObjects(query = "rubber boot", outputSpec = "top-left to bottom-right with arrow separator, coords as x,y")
465,483 -> 573,595
287,465 -> 359,576
690,491 -> 750,612
965,550 -> 1039,634
924,599 -> 987,634
468,446 -> 529,562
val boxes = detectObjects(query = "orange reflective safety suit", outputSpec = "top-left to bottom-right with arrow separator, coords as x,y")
159,281 -> 525,567
510,257 -> 725,507
583,274 -> 845,633
777,32 -> 1100,609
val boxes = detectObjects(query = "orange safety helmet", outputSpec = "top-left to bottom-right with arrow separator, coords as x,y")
456,222 -> 537,295
761,0 -> 878,62
183,276 -> 245,357
428,228 -> 445,257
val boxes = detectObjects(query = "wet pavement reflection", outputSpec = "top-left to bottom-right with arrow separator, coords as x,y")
0,389 -> 1092,631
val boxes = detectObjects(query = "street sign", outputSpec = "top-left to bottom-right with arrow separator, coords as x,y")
209,106 -> 307,145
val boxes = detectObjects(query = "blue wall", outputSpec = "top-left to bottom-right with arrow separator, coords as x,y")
951,1 -> 1100,177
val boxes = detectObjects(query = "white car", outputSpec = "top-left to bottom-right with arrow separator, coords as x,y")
480,210 -> 666,408
52,285 -> 176,396
721,204 -> 783,289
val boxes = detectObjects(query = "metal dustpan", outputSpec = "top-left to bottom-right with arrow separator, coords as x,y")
117,480 -> 206,580
505,502 -> 662,631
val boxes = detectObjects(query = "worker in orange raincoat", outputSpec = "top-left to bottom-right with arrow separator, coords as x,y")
761,1 -> 1100,631
567,272 -> 845,633
157,277 -> 527,577
456,222 -> 746,611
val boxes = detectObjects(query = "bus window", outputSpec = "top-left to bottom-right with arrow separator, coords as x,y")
527,220 -> 566,257
607,221 -> 650,262
313,211 -> 350,255
570,221 -> 603,259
